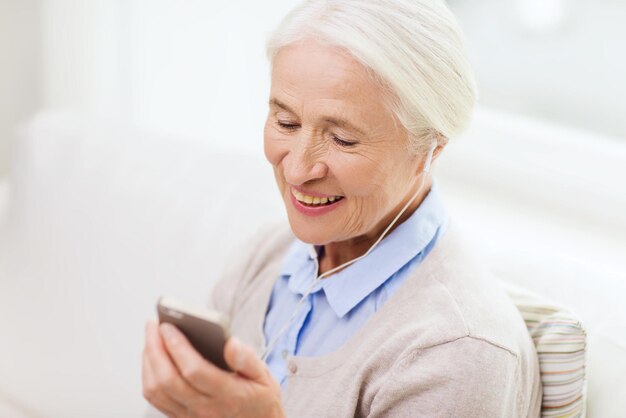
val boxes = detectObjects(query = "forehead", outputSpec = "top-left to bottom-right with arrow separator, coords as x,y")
270,41 -> 390,121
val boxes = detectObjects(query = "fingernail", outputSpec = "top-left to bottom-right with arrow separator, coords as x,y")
145,319 -> 155,334
230,337 -> 245,371
160,323 -> 176,341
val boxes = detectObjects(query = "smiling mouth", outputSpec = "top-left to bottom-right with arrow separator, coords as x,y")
291,189 -> 344,207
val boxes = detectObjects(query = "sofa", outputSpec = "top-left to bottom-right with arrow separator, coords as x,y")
0,108 -> 624,417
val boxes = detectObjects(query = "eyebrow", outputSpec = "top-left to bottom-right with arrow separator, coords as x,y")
269,98 -> 296,113
269,98 -> 367,136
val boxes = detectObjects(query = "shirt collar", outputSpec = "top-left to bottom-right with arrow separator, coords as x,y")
278,182 -> 448,318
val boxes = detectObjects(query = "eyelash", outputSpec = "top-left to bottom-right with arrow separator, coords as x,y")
277,121 -> 299,131
332,136 -> 356,147
276,121 -> 357,147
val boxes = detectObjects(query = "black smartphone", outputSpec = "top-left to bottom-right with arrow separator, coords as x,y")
157,297 -> 232,371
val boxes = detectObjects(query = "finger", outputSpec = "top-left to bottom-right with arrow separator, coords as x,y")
145,320 -> 205,409
224,337 -> 270,382
160,322 -> 236,397
142,340 -> 188,417
143,356 -> 187,417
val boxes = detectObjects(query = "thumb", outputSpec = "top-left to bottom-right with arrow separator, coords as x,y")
224,337 -> 268,382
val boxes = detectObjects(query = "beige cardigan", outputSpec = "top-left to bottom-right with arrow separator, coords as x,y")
208,222 -> 542,418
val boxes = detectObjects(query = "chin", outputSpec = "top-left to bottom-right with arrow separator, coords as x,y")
280,189 -> 337,245
286,213 -> 334,245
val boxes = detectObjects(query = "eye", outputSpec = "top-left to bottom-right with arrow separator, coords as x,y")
332,135 -> 357,148
276,121 -> 300,131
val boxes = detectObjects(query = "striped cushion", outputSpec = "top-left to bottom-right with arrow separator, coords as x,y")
502,283 -> 587,418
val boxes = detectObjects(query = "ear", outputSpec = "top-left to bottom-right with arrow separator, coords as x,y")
432,143 -> 446,161
430,133 -> 449,163
414,135 -> 448,175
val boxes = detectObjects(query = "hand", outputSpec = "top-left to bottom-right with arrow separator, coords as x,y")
142,319 -> 285,418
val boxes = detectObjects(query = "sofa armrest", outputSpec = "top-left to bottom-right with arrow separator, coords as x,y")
0,180 -> 8,226
0,392 -> 35,418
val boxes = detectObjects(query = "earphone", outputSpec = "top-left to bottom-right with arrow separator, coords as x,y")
261,138 -> 438,361
422,140 -> 436,173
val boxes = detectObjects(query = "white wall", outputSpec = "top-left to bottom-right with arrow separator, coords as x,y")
450,0 -> 626,139
36,0 -> 301,154
0,0 -> 42,178
40,0 -> 133,119
128,0 -> 298,153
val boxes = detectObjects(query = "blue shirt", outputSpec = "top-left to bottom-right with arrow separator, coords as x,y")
262,183 -> 448,387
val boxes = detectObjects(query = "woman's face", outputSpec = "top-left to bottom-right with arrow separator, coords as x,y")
264,41 -> 426,245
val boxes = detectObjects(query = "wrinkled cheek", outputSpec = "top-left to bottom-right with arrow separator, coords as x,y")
264,135 -> 289,195
342,198 -> 366,233
341,187 -> 389,235
263,121 -> 290,161
263,135 -> 283,166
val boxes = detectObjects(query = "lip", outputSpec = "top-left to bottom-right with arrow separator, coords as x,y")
291,185 -> 342,199
289,189 -> 345,217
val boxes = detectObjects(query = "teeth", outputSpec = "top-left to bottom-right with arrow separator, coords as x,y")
292,189 -> 342,206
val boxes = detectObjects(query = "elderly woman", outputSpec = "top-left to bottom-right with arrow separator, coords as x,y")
142,0 -> 542,417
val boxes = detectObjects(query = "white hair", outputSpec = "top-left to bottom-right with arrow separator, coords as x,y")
266,0 -> 477,153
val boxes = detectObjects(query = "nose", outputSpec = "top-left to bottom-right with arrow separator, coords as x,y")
282,136 -> 328,186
